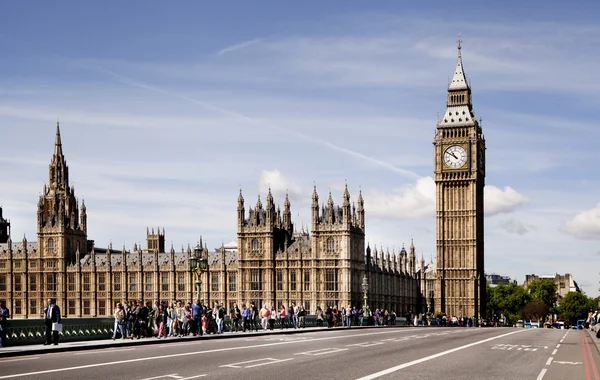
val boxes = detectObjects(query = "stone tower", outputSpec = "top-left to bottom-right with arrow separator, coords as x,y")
37,121 -> 88,264
311,185 -> 365,308
237,188 -> 294,308
433,36 -> 486,319
0,206 -> 10,244
146,227 -> 165,253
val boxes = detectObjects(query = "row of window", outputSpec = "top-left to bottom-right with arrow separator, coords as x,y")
0,269 -> 339,293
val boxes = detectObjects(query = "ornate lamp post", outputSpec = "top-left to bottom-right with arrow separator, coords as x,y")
361,273 -> 369,314
190,244 -> 208,303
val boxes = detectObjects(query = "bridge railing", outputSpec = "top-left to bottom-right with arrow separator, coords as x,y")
3,315 -> 408,346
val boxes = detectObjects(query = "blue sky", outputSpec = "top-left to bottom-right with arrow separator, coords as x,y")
1,1 -> 600,295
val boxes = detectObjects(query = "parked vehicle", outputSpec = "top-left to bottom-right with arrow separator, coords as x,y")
516,320 -> 524,328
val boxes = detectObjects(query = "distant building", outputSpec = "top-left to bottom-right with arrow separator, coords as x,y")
485,274 -> 515,287
523,273 -> 580,298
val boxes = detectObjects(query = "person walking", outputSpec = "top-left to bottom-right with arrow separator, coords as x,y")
43,298 -> 61,346
0,300 -> 10,347
112,302 -> 125,340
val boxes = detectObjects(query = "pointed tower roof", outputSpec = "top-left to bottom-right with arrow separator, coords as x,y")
343,183 -> 350,205
327,191 -> 334,207
266,187 -> 274,205
54,119 -> 64,159
448,34 -> 469,90
438,34 -> 478,129
284,191 -> 291,209
256,194 -> 263,209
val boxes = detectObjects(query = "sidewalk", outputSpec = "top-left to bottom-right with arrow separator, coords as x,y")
586,327 -> 600,353
0,324 -> 407,358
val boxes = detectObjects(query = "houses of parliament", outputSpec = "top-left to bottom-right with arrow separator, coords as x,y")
0,39 -> 484,319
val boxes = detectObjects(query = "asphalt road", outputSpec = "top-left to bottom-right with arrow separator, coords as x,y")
0,327 -> 598,380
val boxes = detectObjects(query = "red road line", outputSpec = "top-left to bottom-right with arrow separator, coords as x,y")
584,331 -> 600,380
582,331 -> 592,380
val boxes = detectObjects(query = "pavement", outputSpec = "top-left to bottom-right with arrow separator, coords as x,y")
2,326 -> 600,380
0,325 -> 373,358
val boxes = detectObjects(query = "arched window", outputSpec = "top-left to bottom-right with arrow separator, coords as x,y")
326,238 -> 335,253
251,239 -> 259,253
48,238 -> 54,254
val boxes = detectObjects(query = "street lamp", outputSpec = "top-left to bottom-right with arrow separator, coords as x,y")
361,273 -> 369,313
190,244 -> 208,303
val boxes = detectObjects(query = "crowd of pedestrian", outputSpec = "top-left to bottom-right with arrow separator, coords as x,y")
110,300 -> 401,340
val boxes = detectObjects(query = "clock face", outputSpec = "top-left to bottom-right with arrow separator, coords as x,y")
444,145 -> 467,169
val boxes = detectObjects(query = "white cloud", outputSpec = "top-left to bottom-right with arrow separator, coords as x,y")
364,177 -> 527,220
562,203 -> 600,240
365,176 -> 436,219
499,218 -> 530,236
485,186 -> 529,216
258,169 -> 303,201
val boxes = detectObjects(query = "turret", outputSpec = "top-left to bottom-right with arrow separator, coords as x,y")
80,199 -> 87,234
266,188 -> 275,226
365,243 -> 371,271
237,189 -> 245,227
342,184 -> 351,225
357,190 -> 365,230
409,238 -> 416,276
311,185 -> 319,227
283,192 -> 292,232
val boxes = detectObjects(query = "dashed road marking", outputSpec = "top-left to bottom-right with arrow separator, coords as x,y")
536,368 -> 547,380
220,357 -> 293,368
554,361 -> 582,365
552,349 -> 558,355
346,342 -> 385,347
295,347 -> 349,356
546,357 -> 553,366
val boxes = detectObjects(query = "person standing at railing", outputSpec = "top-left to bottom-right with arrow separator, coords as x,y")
0,300 -> 10,347
112,303 -> 125,340
43,298 -> 61,346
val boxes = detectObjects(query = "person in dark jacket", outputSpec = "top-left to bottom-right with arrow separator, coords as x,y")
43,298 -> 61,345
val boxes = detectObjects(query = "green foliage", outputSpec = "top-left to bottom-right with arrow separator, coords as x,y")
557,292 -> 594,324
527,279 -> 558,314
521,299 -> 547,320
487,283 -> 530,323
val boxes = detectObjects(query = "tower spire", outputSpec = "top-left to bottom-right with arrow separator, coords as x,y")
449,33 -> 468,91
54,119 -> 63,159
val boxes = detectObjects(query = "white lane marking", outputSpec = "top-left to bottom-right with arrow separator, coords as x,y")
245,358 -> 293,368
356,329 -> 529,380
546,357 -> 553,366
74,348 -> 135,355
0,327 -> 433,379
552,349 -> 558,355
536,368 -> 547,380
140,374 -> 183,380
556,344 -> 561,348
559,340 -> 564,343
179,375 -> 207,379
0,357 -> 39,363
346,342 -> 385,348
554,361 -> 582,365
295,347 -> 349,356
220,357 -> 292,368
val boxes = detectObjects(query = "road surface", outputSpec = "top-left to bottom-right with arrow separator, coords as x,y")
0,327 -> 598,380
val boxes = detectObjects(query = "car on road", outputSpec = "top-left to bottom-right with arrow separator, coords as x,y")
516,320 -> 524,328
530,320 -> 540,328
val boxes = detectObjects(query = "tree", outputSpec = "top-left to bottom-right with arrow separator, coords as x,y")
557,292 -> 593,324
488,283 -> 530,323
527,279 -> 558,315
522,299 -> 547,320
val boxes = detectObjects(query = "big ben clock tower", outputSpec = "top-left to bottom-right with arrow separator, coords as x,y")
434,36 -> 486,319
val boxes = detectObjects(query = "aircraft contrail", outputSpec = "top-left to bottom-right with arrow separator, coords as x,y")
78,62 -> 421,180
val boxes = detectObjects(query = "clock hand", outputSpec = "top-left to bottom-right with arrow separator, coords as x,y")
449,152 -> 458,159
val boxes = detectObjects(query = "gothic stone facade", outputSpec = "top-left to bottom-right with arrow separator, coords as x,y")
0,123 -> 421,318
434,39 -> 486,318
